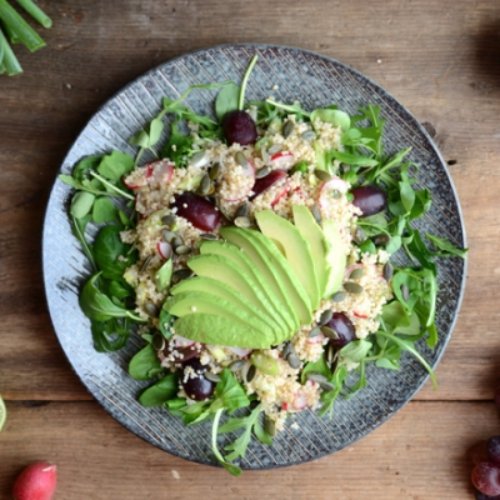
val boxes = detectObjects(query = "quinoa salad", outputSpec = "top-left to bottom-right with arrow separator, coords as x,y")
61,55 -> 466,474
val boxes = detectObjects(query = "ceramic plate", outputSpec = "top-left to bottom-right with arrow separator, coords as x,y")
42,44 -> 466,469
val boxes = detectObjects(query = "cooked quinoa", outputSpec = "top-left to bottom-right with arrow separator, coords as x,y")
121,114 -> 392,428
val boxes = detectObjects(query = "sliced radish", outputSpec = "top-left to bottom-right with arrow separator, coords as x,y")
227,347 -> 252,358
173,335 -> 196,348
156,241 -> 172,260
353,311 -> 370,319
317,177 -> 349,209
270,151 -> 295,170
271,183 -> 290,207
281,402 -> 289,411
292,393 -> 307,410
151,160 -> 174,184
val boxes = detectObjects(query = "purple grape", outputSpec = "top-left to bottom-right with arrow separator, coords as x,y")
173,192 -> 222,232
475,490 -> 500,499
351,185 -> 387,217
326,312 -> 356,348
222,110 -> 257,145
181,358 -> 215,401
487,437 -> 500,465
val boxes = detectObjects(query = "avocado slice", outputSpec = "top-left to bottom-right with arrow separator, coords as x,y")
187,254 -> 283,333
170,276 -> 279,332
255,210 -> 320,310
322,219 -> 348,297
292,205 -> 328,296
173,313 -> 276,349
220,227 -> 306,327
199,240 -> 296,332
165,291 -> 278,346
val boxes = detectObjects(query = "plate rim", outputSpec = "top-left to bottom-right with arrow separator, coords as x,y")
41,42 -> 468,470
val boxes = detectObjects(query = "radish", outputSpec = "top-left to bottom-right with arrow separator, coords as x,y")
270,151 -> 295,170
317,177 -> 349,209
156,241 -> 172,260
12,462 -> 57,500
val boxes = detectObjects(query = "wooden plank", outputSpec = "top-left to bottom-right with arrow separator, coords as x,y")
1,0 -> 500,403
0,400 -> 495,499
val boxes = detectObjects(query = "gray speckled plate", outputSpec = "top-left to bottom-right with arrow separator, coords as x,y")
42,44 -> 466,469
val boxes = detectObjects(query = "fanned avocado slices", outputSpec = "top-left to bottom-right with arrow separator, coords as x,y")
220,226 -> 311,326
255,209 -> 320,310
199,239 -> 296,332
165,291 -> 279,346
186,254 -> 283,333
321,219 -> 348,297
174,313 -> 276,349
170,276 -> 279,331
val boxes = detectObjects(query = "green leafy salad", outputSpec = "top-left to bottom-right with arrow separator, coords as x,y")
60,55 -> 466,474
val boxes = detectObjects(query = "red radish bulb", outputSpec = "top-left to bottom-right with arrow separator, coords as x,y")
12,462 -> 57,500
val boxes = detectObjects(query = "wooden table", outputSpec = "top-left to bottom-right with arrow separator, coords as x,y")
1,0 -> 499,498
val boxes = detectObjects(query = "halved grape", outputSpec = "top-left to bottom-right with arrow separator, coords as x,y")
173,192 -> 222,232
251,169 -> 287,198
327,312 -> 356,348
487,437 -> 500,465
351,185 -> 387,216
222,110 -> 257,145
181,358 -> 215,401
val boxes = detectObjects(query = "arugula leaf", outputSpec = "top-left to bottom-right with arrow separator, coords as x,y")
300,354 -> 330,384
97,151 -> 135,181
311,108 -> 351,131
211,369 -> 250,412
161,120 -> 194,167
425,233 -> 468,258
92,197 -> 117,223
70,215 -> 95,270
139,373 -> 178,407
211,409 -> 242,476
129,117 -> 165,150
80,273 -> 143,322
215,82 -> 239,120
70,191 -> 95,219
128,344 -> 163,381
155,259 -> 173,292
93,225 -> 136,280
238,54 -> 258,110
91,317 -> 131,352
330,150 -> 378,167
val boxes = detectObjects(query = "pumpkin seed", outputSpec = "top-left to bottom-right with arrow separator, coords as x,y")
320,326 -> 338,339
332,189 -> 342,199
172,235 -> 184,248
256,166 -> 271,179
331,291 -> 347,302
264,415 -> 277,436
235,202 -> 250,218
190,151 -> 208,168
205,372 -> 221,383
307,373 -> 334,391
209,163 -> 220,180
311,204 -> 322,223
349,268 -> 365,280
401,284 -> 410,301
198,174 -> 213,195
245,364 -> 257,383
301,130 -> 316,141
353,227 -> 366,244
282,120 -> 294,138
200,233 -> 218,240
383,262 -> 393,281
314,169 -> 331,181
268,143 -> 283,155
234,216 -> 252,228
229,360 -> 247,373
282,341 -> 293,358
235,151 -> 249,167
343,281 -> 364,294
162,230 -> 176,243
326,344 -> 336,365
172,268 -> 192,283
144,302 -> 158,317
373,233 -> 390,246
175,245 -> 191,255
319,309 -> 333,326
139,255 -> 153,273
161,214 -> 176,227
152,333 -> 166,351
309,326 -> 322,337
286,353 -> 301,369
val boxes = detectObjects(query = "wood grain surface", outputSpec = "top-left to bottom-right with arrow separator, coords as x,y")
1,0 -> 500,498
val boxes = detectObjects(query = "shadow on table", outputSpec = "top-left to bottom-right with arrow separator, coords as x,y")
474,18 -> 500,91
